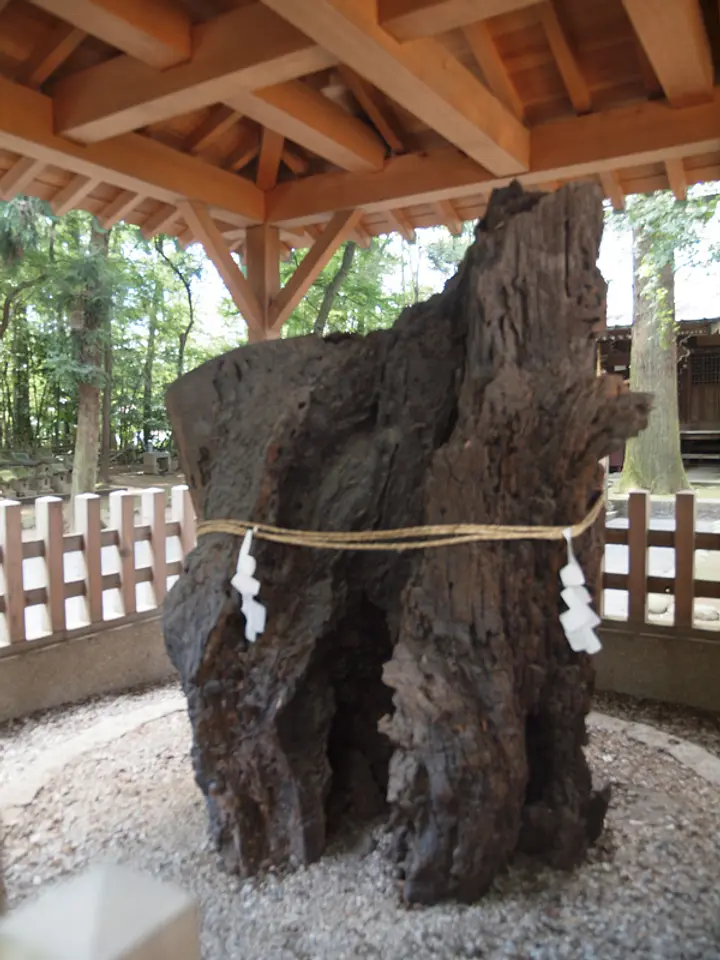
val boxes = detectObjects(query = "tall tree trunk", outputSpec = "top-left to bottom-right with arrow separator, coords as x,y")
619,230 -> 688,494
100,319 -> 112,483
11,305 -> 33,448
142,280 -> 160,447
71,223 -> 111,505
313,242 -> 356,336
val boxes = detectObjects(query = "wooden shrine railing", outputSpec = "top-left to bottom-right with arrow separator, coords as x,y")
0,487 -> 718,648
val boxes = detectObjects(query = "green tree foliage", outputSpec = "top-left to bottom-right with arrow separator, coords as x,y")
0,199 -> 231,472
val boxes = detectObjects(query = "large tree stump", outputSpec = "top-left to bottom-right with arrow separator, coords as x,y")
163,182 -> 651,905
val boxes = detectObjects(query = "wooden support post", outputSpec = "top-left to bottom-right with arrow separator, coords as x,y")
0,499 -> 24,643
109,490 -> 136,616
141,487 -> 168,606
0,863 -> 200,959
172,485 -> 196,559
74,492 -> 103,624
246,223 -> 281,340
627,490 -> 649,624
674,490 -> 696,628
36,496 -> 66,635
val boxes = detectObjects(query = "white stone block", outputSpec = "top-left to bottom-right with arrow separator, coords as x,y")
0,864 -> 200,960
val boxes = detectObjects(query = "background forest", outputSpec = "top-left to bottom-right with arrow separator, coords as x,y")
0,187 -> 718,497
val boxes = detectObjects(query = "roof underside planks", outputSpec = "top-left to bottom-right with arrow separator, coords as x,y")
0,0 -> 715,254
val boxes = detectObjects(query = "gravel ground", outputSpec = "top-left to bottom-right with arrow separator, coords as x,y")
3,687 -> 720,960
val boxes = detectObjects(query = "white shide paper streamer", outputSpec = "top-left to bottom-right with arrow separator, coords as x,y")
559,527 -> 602,655
230,529 -> 267,643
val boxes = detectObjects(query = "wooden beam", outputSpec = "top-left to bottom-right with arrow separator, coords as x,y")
537,2 -> 591,114
0,77 -> 264,223
18,24 -> 86,89
180,200 -> 263,332
0,156 -> 45,200
184,105 -> 239,155
665,158 -> 688,200
463,21 -> 524,119
50,173 -> 98,215
352,220 -> 372,248
385,208 -> 416,242
380,0 -> 540,40
338,66 -> 403,153
141,202 -> 178,238
621,0 -> 714,107
224,132 -> 260,172
256,128 -> 284,190
281,146 -> 309,175
227,80 -> 387,173
599,170 -> 625,211
99,189 -> 143,228
29,0 -> 192,69
436,198 -> 463,235
51,4 -> 335,143
260,0 -> 529,177
177,224 -> 194,248
266,90 -> 720,223
270,209 -> 361,331
246,223 -> 281,330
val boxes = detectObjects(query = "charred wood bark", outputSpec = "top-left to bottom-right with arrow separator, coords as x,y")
163,182 -> 651,904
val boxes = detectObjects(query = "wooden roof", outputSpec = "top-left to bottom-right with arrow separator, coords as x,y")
0,0 -> 719,332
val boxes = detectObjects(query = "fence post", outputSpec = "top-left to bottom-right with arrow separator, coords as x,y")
74,493 -> 103,625
627,490 -> 649,625
36,496 -> 66,636
109,490 -> 137,617
172,485 -> 196,559
0,863 -> 201,959
0,499 -> 24,643
674,490 -> 696,629
141,487 -> 167,606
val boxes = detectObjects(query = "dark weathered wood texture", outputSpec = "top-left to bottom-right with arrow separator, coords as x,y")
163,182 -> 651,904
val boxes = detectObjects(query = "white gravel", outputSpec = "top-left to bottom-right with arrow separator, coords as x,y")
2,686 -> 720,960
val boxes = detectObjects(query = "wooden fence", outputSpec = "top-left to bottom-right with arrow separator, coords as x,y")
0,488 -> 718,647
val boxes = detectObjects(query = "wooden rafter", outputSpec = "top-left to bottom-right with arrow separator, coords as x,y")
28,0 -> 192,69
177,224 -> 194,249
338,66 -> 403,153
184,105 -> 240,155
436,198 -> 463,235
18,24 -> 86,89
385,208 -> 416,243
0,156 -> 45,200
281,146 -> 309,175
99,189 -> 143,228
380,0 -> 540,40
50,174 -> 98,216
621,0 -> 713,107
265,90 -> 720,224
227,80 -> 387,173
51,4 -> 335,143
537,2 -> 591,114
665,158 -> 688,200
252,0 -> 530,176
0,77 -> 264,223
141,202 -> 178,239
599,171 -> 625,211
352,220 -> 372,248
463,21 -> 524,119
270,209 -> 361,330
224,127 -> 261,172
256,128 -> 285,190
179,200 -> 263,333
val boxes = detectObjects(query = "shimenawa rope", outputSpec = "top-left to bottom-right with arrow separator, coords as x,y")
195,496 -> 604,552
